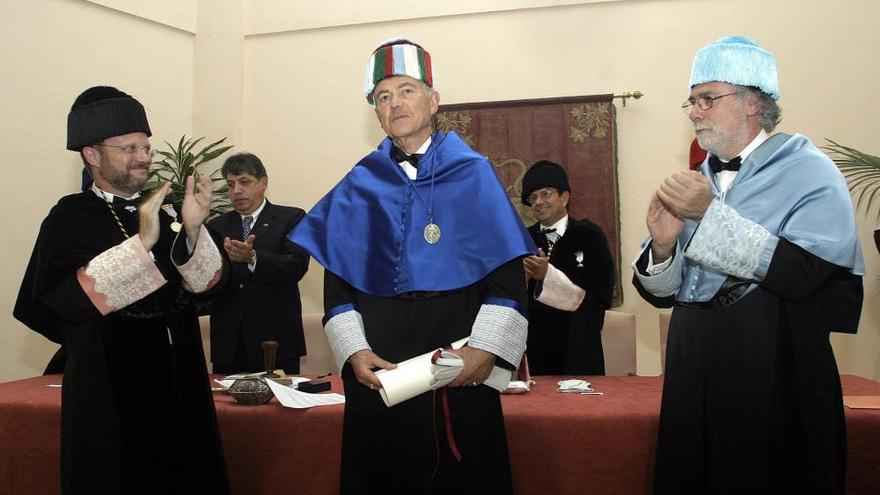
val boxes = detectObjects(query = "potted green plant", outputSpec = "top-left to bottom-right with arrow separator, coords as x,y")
822,139 -> 880,219
148,135 -> 234,216
822,139 -> 880,253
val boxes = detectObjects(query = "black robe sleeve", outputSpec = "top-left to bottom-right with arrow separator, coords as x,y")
252,209 -> 310,284
631,243 -> 677,309
14,208 -> 103,343
324,269 -> 358,315
563,225 -> 615,309
761,238 -> 862,333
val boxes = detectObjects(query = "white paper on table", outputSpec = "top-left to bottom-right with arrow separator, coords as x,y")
265,378 -> 345,409
375,337 -> 514,407
557,379 -> 603,395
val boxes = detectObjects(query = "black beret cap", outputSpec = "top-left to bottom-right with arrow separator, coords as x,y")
521,160 -> 570,205
67,86 -> 151,151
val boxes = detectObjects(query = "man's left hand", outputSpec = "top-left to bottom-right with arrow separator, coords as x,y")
182,174 -> 213,244
447,346 -> 496,388
224,235 -> 256,264
657,170 -> 713,220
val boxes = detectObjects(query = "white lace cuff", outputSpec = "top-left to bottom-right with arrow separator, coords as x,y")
534,264 -> 585,311
324,309 -> 370,370
77,235 -> 167,315
632,239 -> 683,297
684,200 -> 777,281
175,225 -> 222,293
468,303 -> 528,368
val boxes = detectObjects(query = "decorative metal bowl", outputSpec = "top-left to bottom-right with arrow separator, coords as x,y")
228,377 -> 274,405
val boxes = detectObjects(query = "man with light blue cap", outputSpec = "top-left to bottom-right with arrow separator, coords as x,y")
632,36 -> 863,494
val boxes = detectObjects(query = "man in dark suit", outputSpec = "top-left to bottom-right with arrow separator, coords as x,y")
208,152 -> 310,374
521,160 -> 615,375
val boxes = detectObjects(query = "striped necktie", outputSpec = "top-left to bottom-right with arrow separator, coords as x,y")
242,215 -> 254,240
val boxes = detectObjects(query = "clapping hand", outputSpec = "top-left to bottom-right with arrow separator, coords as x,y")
182,174 -> 213,245
138,182 -> 171,251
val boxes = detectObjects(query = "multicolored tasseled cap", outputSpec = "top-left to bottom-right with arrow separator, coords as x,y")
364,38 -> 435,104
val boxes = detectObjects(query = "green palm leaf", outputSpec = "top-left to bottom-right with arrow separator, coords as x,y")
822,139 -> 880,220
148,134 -> 234,216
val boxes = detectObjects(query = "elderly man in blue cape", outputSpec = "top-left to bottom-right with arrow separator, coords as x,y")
632,36 -> 864,495
290,38 -> 534,494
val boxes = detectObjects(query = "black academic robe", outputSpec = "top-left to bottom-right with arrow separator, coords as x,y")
325,259 -> 525,495
527,218 -> 615,375
633,238 -> 862,495
207,202 -> 310,374
14,191 -> 230,495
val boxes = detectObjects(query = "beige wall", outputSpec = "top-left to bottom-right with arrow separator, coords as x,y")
0,0 -> 195,380
2,0 -> 878,382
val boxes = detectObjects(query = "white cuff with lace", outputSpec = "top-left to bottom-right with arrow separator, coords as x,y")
175,225 -> 223,293
77,235 -> 166,315
684,200 -> 777,281
534,264 -> 585,311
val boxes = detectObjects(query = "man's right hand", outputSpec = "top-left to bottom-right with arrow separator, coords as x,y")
647,192 -> 683,262
138,182 -> 171,252
348,349 -> 396,390
523,248 -> 550,280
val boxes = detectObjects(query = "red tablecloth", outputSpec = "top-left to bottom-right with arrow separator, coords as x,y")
1,374 -> 878,494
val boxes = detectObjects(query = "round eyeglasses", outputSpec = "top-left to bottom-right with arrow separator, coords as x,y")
527,188 -> 558,205
93,143 -> 156,158
681,92 -> 742,115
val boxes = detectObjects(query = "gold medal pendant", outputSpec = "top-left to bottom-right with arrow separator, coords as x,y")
161,204 -> 182,233
424,222 -> 441,244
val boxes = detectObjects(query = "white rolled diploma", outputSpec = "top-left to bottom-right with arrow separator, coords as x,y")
374,338 -> 512,407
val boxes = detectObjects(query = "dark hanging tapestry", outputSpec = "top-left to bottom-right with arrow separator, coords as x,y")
435,94 -> 622,306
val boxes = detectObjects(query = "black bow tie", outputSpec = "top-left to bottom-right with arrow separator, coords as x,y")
708,155 -> 742,174
541,227 -> 556,234
391,146 -> 422,168
113,196 -> 141,210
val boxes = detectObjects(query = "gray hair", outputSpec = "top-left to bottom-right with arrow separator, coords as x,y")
741,86 -> 781,132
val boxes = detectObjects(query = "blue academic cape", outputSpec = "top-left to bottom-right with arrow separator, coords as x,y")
676,132 -> 864,303
290,131 -> 536,297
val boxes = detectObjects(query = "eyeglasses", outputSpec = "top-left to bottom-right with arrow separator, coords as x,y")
93,143 -> 156,158
527,188 -> 557,204
681,92 -> 742,115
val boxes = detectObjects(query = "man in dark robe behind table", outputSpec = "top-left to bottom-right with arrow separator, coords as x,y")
521,160 -> 615,375
290,38 -> 535,494
14,86 -> 230,495
632,36 -> 864,494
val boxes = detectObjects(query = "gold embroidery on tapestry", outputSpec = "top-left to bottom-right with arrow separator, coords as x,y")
434,112 -> 476,147
484,154 -> 535,225
570,102 -> 611,142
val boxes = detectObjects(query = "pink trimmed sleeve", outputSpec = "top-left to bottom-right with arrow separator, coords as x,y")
535,264 -> 586,312
175,224 -> 222,293
76,236 -> 167,315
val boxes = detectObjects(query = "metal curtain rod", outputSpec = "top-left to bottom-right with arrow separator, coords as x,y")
613,91 -> 643,107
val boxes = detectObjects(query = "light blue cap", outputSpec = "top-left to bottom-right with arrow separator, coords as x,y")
690,36 -> 780,100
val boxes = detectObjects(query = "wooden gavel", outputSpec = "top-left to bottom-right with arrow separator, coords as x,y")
261,340 -> 279,378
